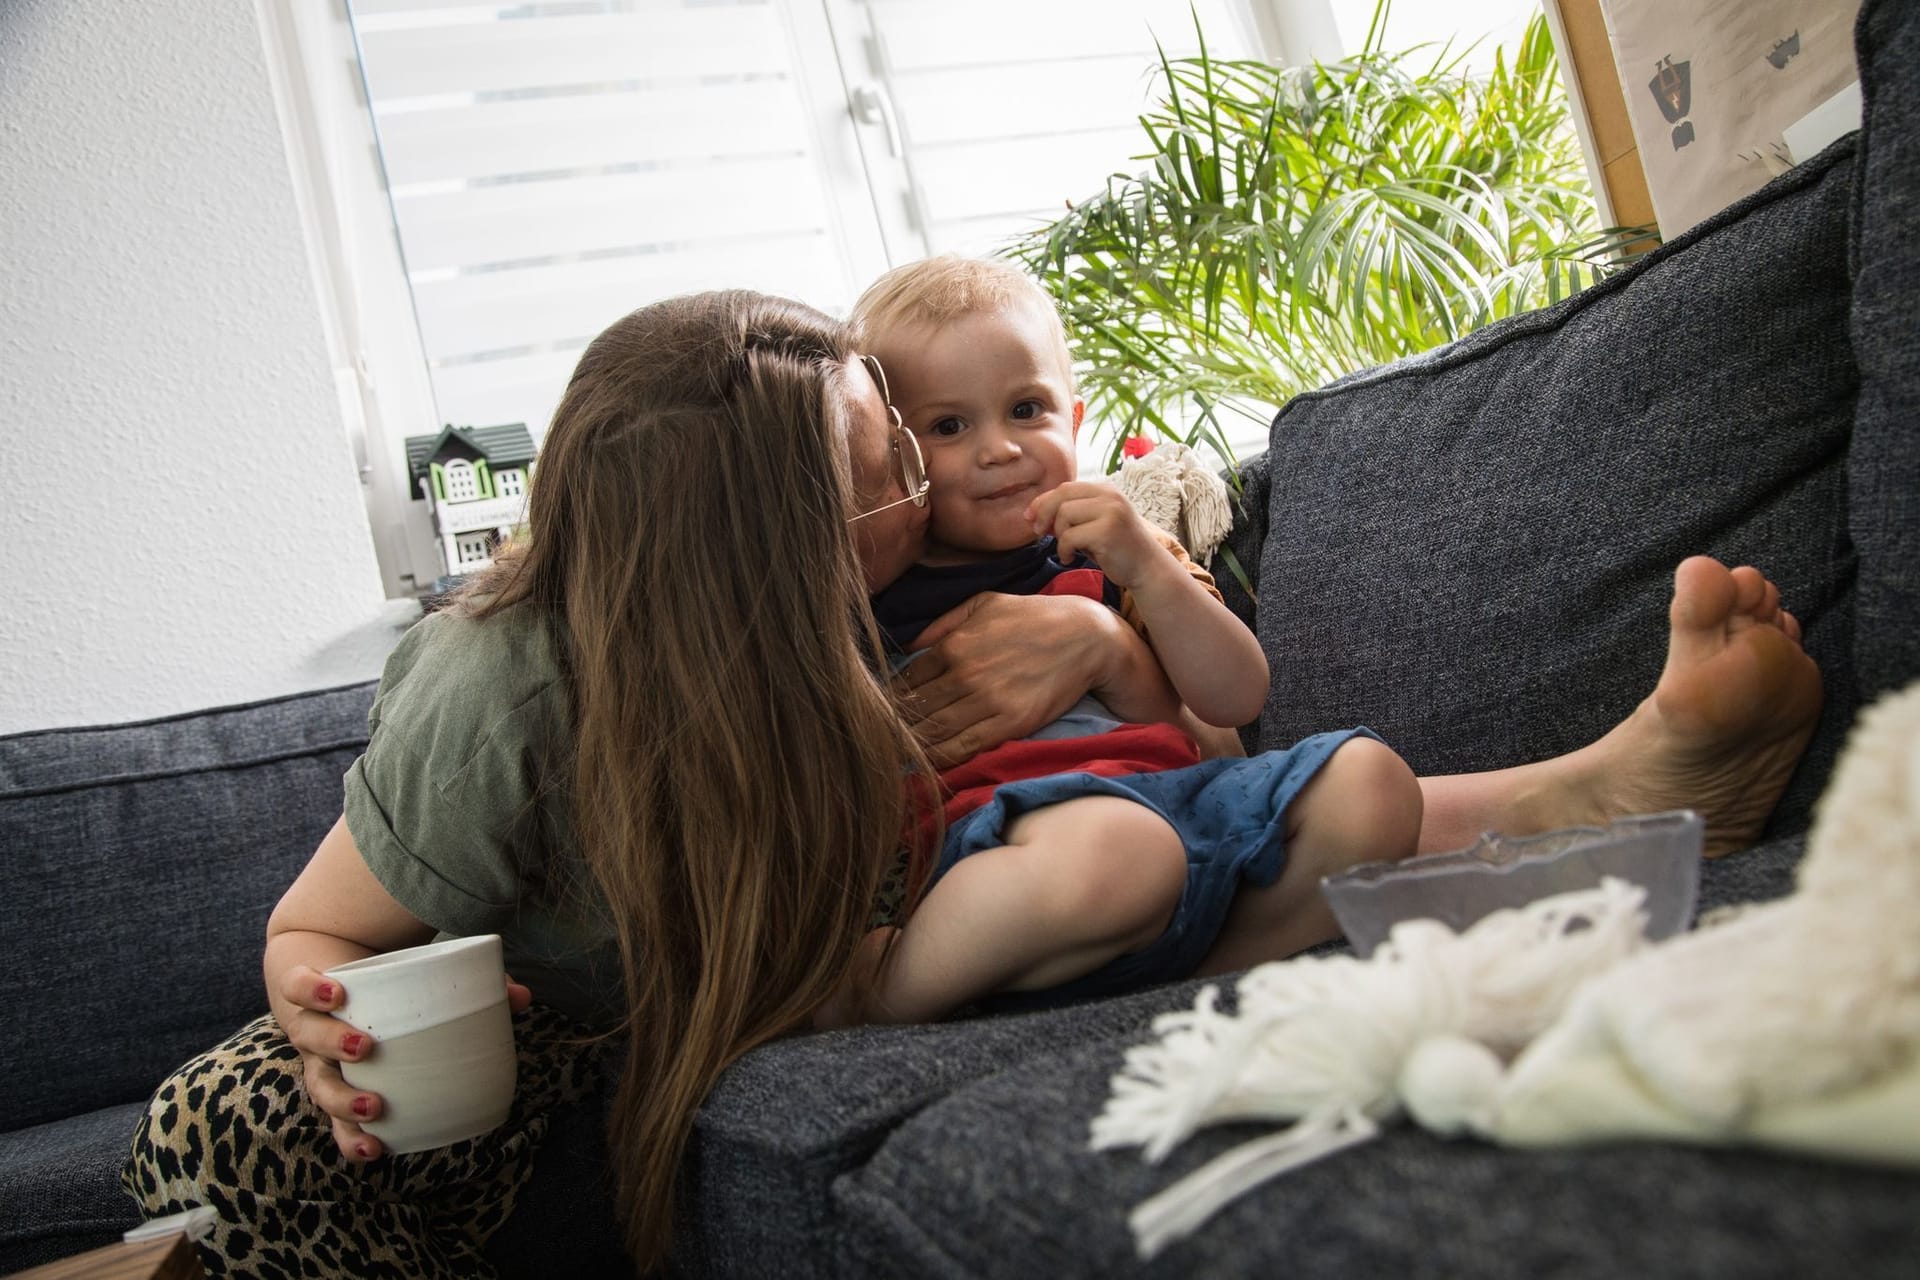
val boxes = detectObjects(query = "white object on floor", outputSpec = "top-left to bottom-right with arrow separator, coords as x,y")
125,1205 -> 217,1243
1783,80 -> 1864,166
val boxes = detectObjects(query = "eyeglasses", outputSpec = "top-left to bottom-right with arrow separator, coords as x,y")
846,354 -> 930,523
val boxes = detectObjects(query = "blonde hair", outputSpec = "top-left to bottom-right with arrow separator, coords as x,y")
458,291 -> 930,1272
850,254 -> 1073,383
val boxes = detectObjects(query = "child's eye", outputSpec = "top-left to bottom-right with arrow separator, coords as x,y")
1011,401 -> 1042,421
927,416 -> 967,438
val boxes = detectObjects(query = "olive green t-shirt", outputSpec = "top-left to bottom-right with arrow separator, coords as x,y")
342,601 -> 622,1029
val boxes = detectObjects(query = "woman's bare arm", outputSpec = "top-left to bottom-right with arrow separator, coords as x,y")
263,816 -> 438,1160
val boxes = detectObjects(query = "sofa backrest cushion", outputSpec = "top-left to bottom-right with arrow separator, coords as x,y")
1218,142 -> 1860,841
0,681 -> 377,1131
1848,0 -> 1920,702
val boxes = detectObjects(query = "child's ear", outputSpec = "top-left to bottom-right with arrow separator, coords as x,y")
1073,399 -> 1085,437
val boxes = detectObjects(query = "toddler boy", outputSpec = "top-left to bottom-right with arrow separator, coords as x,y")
819,257 -> 1422,1026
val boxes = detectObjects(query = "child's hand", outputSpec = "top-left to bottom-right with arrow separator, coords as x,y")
1027,481 -> 1172,589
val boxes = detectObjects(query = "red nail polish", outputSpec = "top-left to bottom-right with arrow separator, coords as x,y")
351,1096 -> 371,1118
356,1141 -> 375,1159
342,1033 -> 365,1057
315,982 -> 336,1004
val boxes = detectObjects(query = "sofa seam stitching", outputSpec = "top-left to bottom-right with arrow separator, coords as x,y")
0,737 -> 370,801
0,679 -> 380,744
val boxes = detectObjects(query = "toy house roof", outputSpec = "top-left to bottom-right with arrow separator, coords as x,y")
405,423 -> 537,490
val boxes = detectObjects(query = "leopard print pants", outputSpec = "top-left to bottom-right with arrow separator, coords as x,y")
124,1006 -> 609,1279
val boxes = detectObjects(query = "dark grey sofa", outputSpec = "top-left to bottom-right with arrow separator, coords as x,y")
5,0 -> 1919,1274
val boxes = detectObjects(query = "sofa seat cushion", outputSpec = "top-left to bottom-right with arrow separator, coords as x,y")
831,835 -> 1920,1278
1218,142 -> 1860,843
836,1040 -> 1920,1279
0,681 -> 377,1132
674,977 -> 1223,1277
0,1103 -> 144,1274
1694,825 -> 1802,910
675,839 -> 1811,1278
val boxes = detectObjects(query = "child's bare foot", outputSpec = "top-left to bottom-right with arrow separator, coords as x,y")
1561,557 -> 1823,857
811,927 -> 899,1031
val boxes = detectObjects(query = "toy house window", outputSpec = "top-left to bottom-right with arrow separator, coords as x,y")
456,534 -> 491,565
443,460 -> 479,502
496,469 -> 525,499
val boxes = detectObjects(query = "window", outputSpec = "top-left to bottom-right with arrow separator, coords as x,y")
343,0 -> 1259,433
278,1 -> 1523,594
496,468 -> 525,499
442,458 -> 479,502
456,533 -> 491,565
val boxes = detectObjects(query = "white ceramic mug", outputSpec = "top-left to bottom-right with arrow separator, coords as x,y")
325,935 -> 517,1154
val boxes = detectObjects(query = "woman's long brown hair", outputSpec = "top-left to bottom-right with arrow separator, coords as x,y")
458,291 -> 926,1271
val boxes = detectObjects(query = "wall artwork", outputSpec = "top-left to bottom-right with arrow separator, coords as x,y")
1600,0 -> 1860,235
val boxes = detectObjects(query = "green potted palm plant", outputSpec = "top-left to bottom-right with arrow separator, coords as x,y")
1005,3 -> 1649,474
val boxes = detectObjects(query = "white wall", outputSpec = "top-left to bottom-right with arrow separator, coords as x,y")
1273,0 -> 1543,68
1354,0 -> 1542,71
1,0 -> 408,734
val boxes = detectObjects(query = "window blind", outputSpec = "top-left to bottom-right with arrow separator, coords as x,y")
861,0 -> 1257,255
337,0 -> 1270,566
349,0 -> 875,439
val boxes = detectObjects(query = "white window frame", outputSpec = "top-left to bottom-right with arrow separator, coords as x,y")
255,0 -> 449,598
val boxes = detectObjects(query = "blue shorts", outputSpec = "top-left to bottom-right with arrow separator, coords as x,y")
933,727 -> 1380,1010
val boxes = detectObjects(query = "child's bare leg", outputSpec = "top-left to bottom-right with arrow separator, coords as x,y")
820,796 -> 1187,1027
1418,557 -> 1823,858
1195,736 -> 1423,975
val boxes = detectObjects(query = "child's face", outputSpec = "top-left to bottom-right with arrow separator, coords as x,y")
876,302 -> 1084,554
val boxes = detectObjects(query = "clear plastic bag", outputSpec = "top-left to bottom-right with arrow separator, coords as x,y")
1321,810 -> 1702,957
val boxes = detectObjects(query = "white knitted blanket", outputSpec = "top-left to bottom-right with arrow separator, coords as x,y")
1094,680 -> 1920,1259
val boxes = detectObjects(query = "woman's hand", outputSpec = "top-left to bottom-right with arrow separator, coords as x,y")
276,962 -> 386,1161
275,964 -> 532,1163
897,591 -> 1180,765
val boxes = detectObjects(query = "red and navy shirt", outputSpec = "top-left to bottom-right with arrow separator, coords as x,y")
870,537 -> 1124,652
870,537 -> 1203,867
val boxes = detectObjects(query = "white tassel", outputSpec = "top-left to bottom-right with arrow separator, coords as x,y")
1178,457 -> 1233,564
1114,442 -> 1234,562
1092,879 -> 1651,1256
1127,1106 -> 1379,1259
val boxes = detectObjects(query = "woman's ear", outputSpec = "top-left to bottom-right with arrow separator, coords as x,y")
1073,399 -> 1086,437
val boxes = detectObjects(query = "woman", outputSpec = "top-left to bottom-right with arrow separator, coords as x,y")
127,292 -> 1190,1278
126,290 -> 1819,1278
